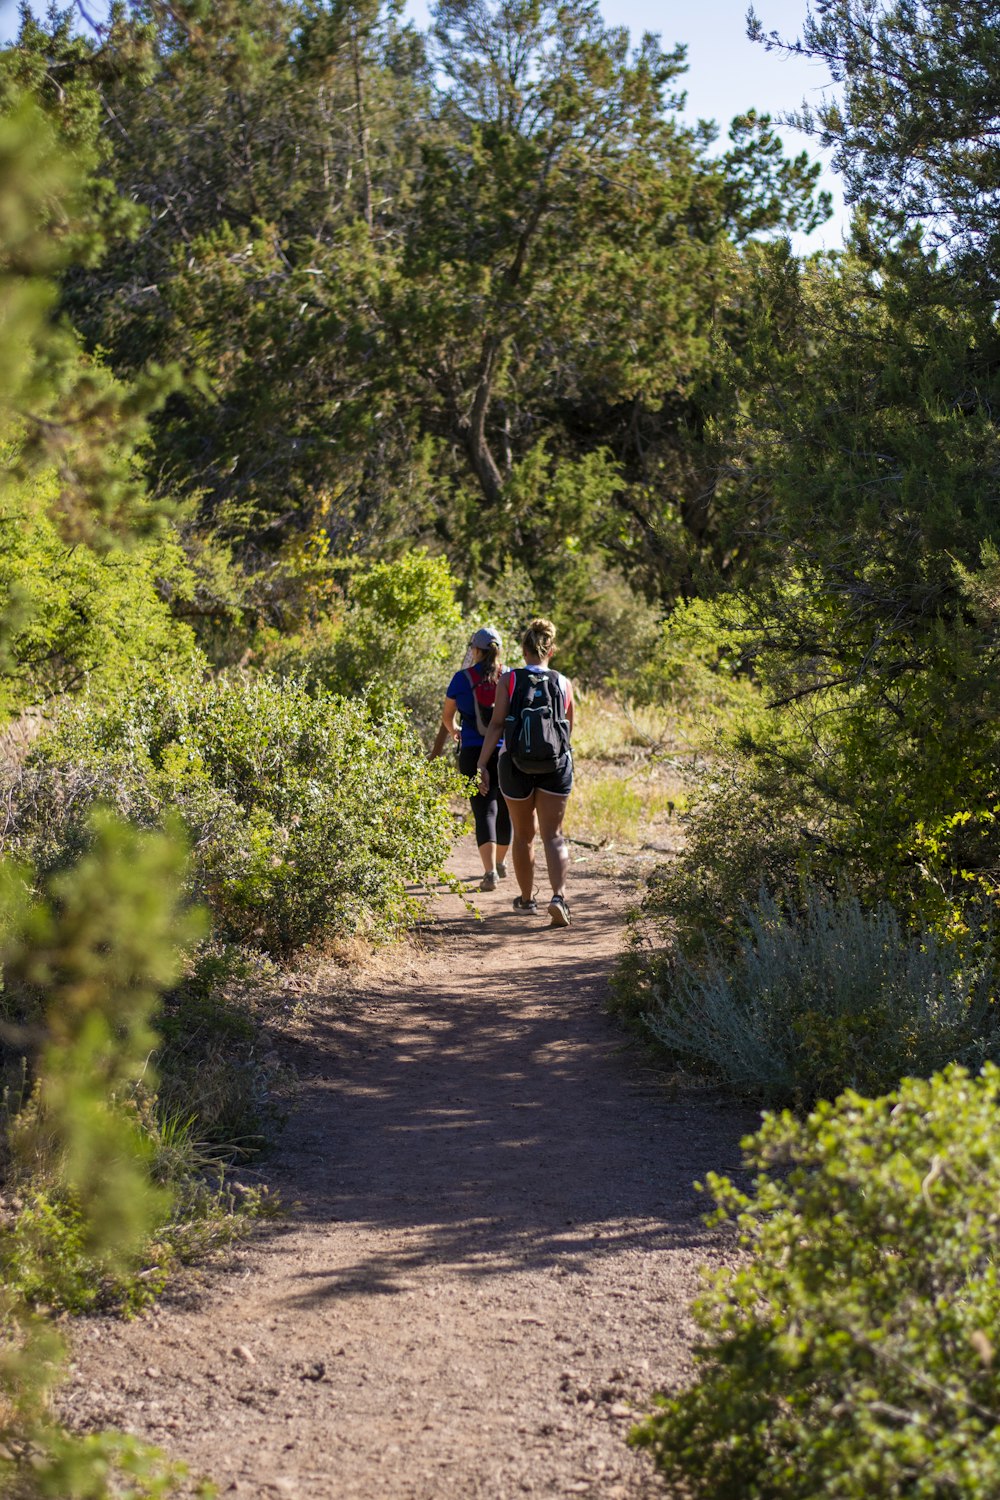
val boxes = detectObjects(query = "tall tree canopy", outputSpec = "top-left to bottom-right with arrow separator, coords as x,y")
752,0 -> 1000,285
713,0 -> 1000,915
3,0 -> 830,608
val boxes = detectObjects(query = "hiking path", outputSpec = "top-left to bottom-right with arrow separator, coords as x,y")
62,834 -> 750,1499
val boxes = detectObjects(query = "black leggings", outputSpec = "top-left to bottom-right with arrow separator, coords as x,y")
458,744 -> 512,849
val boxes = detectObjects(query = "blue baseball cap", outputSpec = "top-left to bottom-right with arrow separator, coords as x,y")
470,625 -> 501,649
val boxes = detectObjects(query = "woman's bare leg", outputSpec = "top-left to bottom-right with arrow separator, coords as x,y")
477,841 -> 497,875
535,791 -> 570,899
504,794 -> 537,902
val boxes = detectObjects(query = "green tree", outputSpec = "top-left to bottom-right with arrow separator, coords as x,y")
0,39 -> 181,542
43,0 -> 430,549
751,0 -> 1000,286
15,0 -> 829,608
652,1 -> 1000,927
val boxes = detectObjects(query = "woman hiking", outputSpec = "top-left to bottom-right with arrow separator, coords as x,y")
430,625 -> 512,892
476,618 -> 574,928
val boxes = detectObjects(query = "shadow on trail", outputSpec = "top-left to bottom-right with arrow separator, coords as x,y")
269,871 -> 751,1311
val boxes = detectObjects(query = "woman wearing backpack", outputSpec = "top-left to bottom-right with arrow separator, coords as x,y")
430,625 -> 512,892
475,618 -> 574,928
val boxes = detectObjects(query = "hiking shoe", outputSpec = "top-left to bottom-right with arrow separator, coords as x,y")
512,895 -> 538,914
480,869 -> 499,892
547,894 -> 571,928
497,860 -> 508,879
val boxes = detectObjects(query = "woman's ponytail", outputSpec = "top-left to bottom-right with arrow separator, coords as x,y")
522,617 -> 556,660
479,639 -> 502,684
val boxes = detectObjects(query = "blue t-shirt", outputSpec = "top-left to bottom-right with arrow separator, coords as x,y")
447,662 -> 495,749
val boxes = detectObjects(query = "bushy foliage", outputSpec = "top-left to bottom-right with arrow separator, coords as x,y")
0,813 -> 208,1498
626,598 -> 756,725
632,1064 -> 1000,1499
261,550 -> 469,742
615,757 -> 812,992
0,85 -> 181,546
552,564 -> 662,690
3,670 -> 460,952
0,469 -> 203,721
641,886 -> 1000,1107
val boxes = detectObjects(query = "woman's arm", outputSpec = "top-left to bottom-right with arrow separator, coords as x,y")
475,675 -> 510,792
428,697 -> 459,759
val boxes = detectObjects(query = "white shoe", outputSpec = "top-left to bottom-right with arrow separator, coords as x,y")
480,869 -> 499,892
497,860 -> 508,879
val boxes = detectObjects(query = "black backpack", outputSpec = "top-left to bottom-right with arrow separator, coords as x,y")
506,667 -> 570,775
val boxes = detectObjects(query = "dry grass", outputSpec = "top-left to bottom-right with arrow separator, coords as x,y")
572,690 -> 710,764
568,694 -> 694,850
565,766 -> 686,850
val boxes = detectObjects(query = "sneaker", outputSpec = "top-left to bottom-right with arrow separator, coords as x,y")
497,860 -> 508,879
512,895 -> 538,914
480,869 -> 499,892
547,894 -> 571,928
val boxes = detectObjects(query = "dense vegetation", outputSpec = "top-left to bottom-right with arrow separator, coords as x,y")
632,1066 -> 1000,1498
2,0 -> 1000,1493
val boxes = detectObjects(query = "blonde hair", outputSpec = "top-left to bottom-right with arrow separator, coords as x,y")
522,617 -> 556,659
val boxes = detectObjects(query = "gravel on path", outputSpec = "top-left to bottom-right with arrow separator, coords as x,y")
61,835 -> 752,1499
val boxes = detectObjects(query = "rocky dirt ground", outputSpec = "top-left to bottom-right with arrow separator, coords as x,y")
60,834 -> 753,1499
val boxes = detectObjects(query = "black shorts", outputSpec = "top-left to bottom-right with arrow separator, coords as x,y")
498,749 -> 573,801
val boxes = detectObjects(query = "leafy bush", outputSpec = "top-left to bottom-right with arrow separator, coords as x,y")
632,1065 -> 1000,1499
260,550 -> 468,743
639,886 -> 999,1107
2,671 -> 461,953
554,564 -> 662,688
0,813 -> 208,1497
689,558 -> 1000,947
624,597 -> 755,728
0,470 -> 204,723
612,762 -> 813,1037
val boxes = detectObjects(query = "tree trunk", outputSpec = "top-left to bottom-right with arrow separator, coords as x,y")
461,337 -> 505,506
350,27 -> 374,233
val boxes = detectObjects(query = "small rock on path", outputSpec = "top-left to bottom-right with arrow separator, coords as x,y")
61,836 -> 752,1498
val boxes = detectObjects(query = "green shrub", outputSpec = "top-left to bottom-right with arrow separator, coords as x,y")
610,762 -> 814,1035
624,597 -> 757,727
0,813 -> 207,1497
639,886 -> 999,1107
261,550 -> 468,743
3,671 -> 461,953
632,1065 -> 1000,1499
554,565 -> 662,688
0,1167 -> 265,1320
0,470 -> 204,724
627,763 -> 815,956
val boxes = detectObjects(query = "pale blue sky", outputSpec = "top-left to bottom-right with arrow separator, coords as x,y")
0,0 -> 848,248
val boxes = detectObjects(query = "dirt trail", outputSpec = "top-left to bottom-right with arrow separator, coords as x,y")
62,836 -> 751,1499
